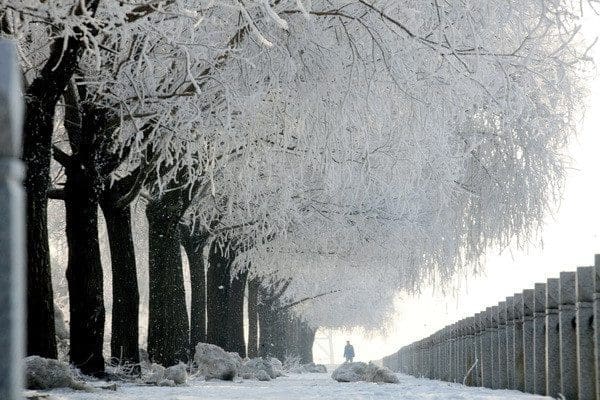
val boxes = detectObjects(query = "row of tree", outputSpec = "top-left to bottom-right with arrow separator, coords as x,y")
1,0 -> 589,376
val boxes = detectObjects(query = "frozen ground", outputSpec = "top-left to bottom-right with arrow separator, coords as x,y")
27,372 -> 552,400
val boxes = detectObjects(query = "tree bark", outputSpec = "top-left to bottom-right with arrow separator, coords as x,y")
226,270 -> 248,357
101,202 -> 140,366
146,193 -> 189,366
23,95 -> 57,359
297,322 -> 316,364
180,226 -> 209,355
206,240 -> 232,350
22,0 -> 101,361
247,278 -> 259,358
64,154 -> 105,375
257,285 -> 287,360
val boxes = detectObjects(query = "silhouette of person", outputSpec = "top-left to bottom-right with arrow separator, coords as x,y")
343,340 -> 355,362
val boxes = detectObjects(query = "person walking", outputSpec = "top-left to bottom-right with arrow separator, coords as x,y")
343,341 -> 355,363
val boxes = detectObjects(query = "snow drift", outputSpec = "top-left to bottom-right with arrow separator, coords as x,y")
331,362 -> 398,384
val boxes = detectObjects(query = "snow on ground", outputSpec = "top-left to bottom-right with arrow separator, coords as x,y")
27,372 -> 552,400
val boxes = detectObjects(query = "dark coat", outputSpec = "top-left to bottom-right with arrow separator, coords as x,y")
344,344 -> 355,358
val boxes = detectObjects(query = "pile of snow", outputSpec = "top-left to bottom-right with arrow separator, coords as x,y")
194,343 -> 239,381
267,357 -> 284,377
144,363 -> 187,386
288,362 -> 327,374
331,362 -> 398,384
240,358 -> 275,380
25,356 -> 90,391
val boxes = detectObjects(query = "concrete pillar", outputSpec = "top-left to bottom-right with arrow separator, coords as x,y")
546,278 -> 561,398
533,282 -> 546,395
560,271 -> 578,400
491,305 -> 499,389
514,292 -> 525,391
498,301 -> 508,389
576,266 -> 595,400
506,296 -> 515,389
523,289 -> 535,393
594,254 -> 600,400
482,307 -> 493,388
0,40 -> 25,400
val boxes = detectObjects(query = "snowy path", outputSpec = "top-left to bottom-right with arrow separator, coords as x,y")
31,373 -> 552,400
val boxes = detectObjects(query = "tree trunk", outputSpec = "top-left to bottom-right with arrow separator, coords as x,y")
146,194 -> 189,366
206,241 -> 232,349
180,226 -> 208,355
22,0 -> 101,360
226,270 -> 248,357
101,202 -> 140,366
23,97 -> 57,359
247,279 -> 259,358
64,156 -> 105,375
297,322 -> 316,364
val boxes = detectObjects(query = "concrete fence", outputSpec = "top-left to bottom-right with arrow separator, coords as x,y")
382,256 -> 600,400
0,40 -> 25,400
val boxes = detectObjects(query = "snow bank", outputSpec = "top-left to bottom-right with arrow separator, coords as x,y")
194,343 -> 239,380
332,362 -> 398,384
165,364 -> 188,385
241,357 -> 276,380
25,356 -> 90,391
268,357 -> 284,377
288,362 -> 327,374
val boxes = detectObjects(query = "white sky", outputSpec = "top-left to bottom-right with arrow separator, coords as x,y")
314,12 -> 600,365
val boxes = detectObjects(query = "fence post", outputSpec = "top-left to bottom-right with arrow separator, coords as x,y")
576,266 -> 595,400
459,319 -> 467,383
594,254 -> 600,400
0,40 -> 25,400
475,312 -> 483,386
498,301 -> 508,389
506,296 -> 515,389
464,317 -> 475,386
491,305 -> 499,389
546,278 -> 560,398
533,282 -> 546,395
481,307 -> 493,388
514,292 -> 525,391
523,289 -> 535,393
560,271 -> 578,400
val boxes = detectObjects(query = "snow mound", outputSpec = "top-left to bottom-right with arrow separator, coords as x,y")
25,356 -> 90,391
331,362 -> 368,382
194,343 -> 239,380
288,362 -> 328,374
332,362 -> 398,384
256,369 -> 272,381
267,357 -> 284,377
165,363 -> 188,385
241,357 -> 276,379
145,363 -> 166,384
158,379 -> 175,387
364,363 -> 399,384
